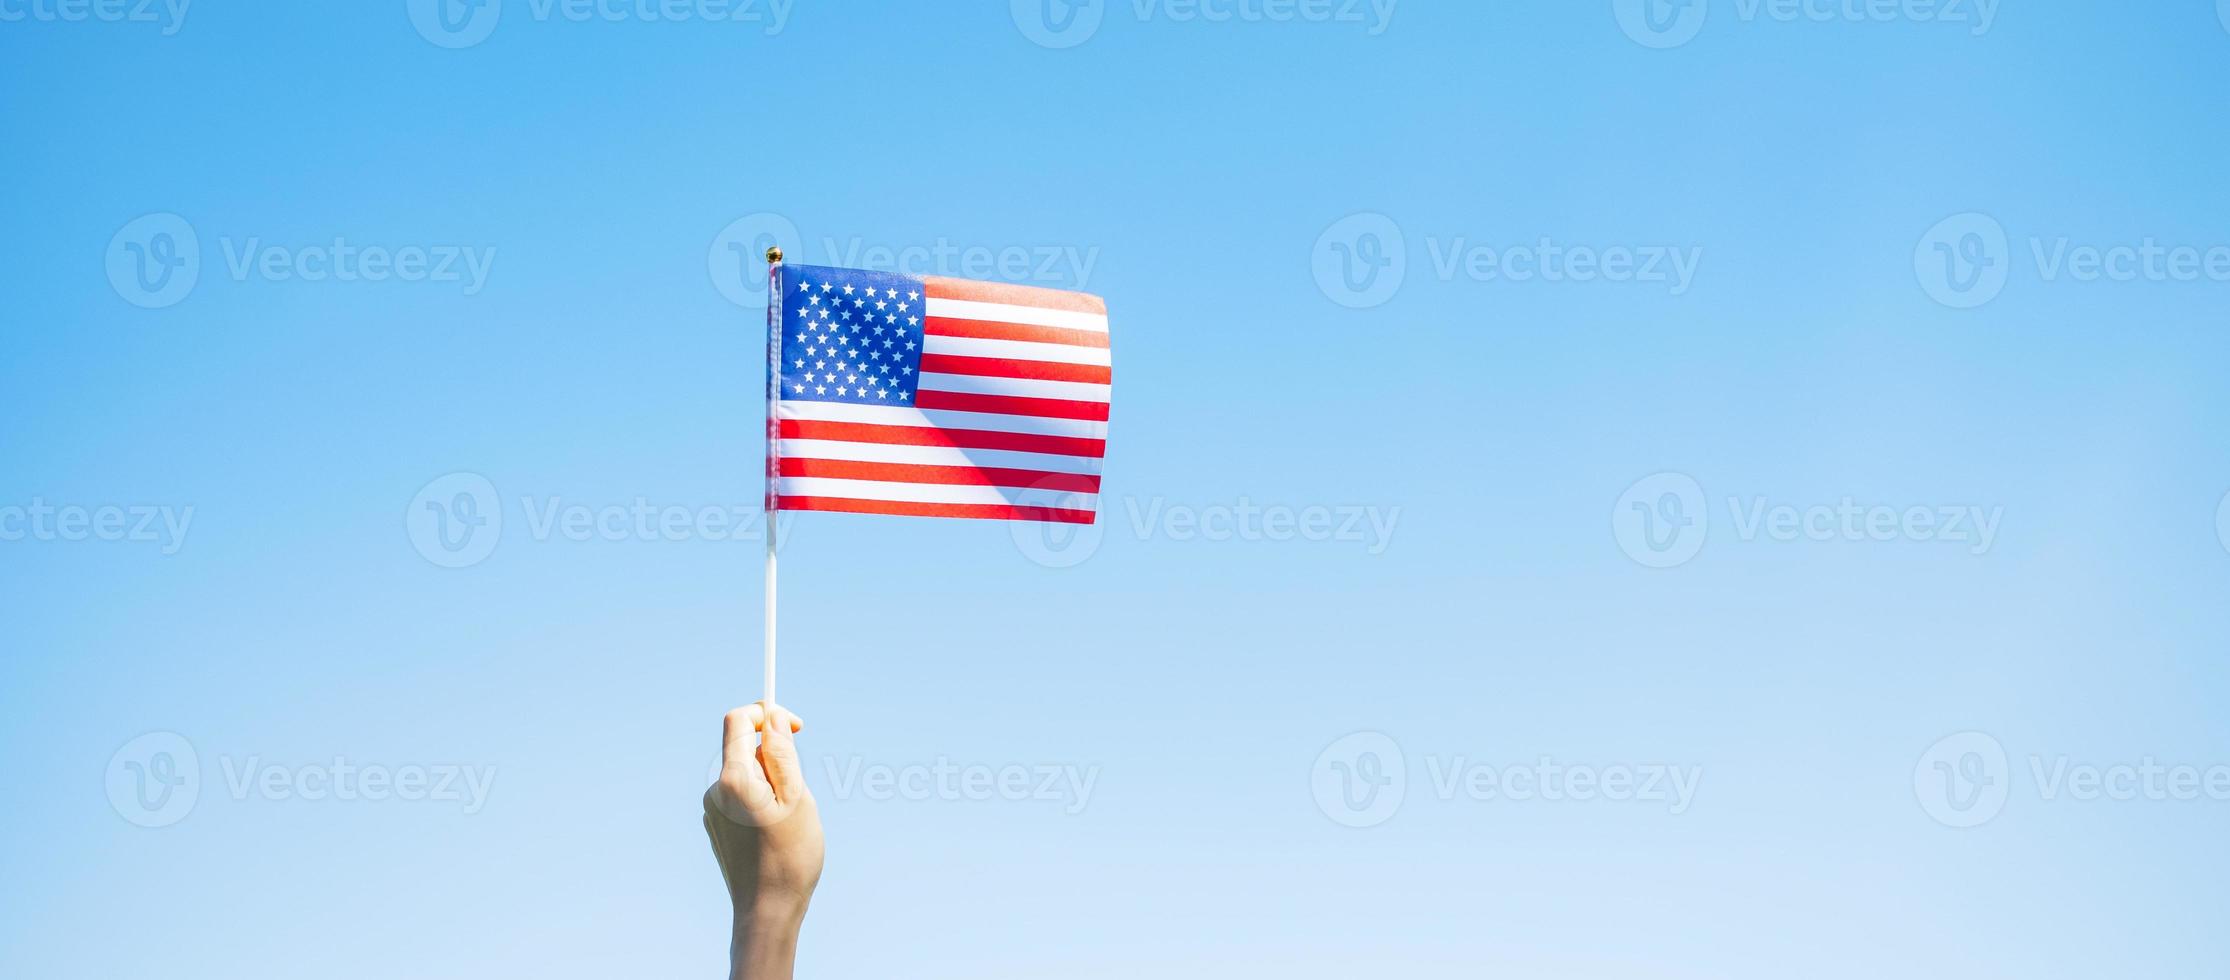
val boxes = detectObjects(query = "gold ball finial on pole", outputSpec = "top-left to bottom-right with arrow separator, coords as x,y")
764,245 -> 784,264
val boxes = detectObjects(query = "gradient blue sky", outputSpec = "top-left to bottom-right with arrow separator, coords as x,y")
7,2 -> 2230,977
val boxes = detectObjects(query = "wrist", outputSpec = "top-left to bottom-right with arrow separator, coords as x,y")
729,900 -> 806,980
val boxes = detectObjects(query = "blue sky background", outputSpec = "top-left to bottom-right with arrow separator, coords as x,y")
7,2 -> 2230,977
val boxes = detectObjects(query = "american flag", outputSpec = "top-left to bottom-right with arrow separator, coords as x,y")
767,263 -> 1110,524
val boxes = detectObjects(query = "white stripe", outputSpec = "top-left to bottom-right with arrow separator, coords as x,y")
925,297 -> 1107,333
917,372 -> 1110,403
778,477 -> 1095,510
780,439 -> 1102,475
921,334 -> 1111,367
778,399 -> 1106,440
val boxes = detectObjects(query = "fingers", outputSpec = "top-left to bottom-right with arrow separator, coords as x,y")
714,702 -> 808,819
756,703 -> 810,804
718,706 -> 778,814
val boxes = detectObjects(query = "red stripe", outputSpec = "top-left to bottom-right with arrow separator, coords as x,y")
918,353 -> 1111,385
923,276 -> 1106,315
925,316 -> 1111,350
914,389 -> 1110,422
778,419 -> 1105,459
781,495 -> 1097,525
779,458 -> 1101,493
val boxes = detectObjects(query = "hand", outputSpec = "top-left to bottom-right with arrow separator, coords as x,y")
704,702 -> 822,980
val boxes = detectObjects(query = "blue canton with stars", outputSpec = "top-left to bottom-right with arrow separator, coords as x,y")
777,264 -> 927,406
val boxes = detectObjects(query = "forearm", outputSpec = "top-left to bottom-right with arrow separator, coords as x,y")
729,900 -> 808,980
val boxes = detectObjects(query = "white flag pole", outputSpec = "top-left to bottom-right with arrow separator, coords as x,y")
763,245 -> 784,711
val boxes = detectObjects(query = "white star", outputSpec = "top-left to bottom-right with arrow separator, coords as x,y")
907,290 -> 919,301
875,388 -> 888,399
819,281 -> 834,293
875,299 -> 887,311
884,314 -> 896,324
815,385 -> 827,395
792,383 -> 804,394
792,359 -> 803,368
842,284 -> 855,295
836,386 -> 848,396
898,391 -> 910,400
906,316 -> 918,327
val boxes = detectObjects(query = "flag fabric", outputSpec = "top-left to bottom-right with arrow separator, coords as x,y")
767,263 -> 1110,524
